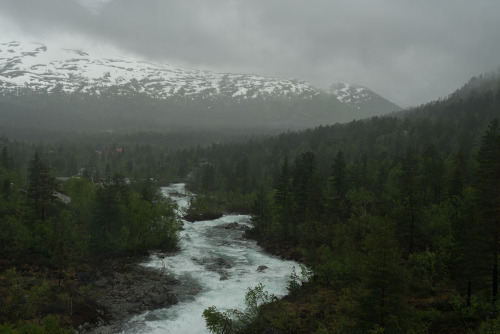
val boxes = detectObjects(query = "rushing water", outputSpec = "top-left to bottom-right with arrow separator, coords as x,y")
119,183 -> 299,334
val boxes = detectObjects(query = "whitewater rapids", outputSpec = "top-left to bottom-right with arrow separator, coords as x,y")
119,183 -> 299,334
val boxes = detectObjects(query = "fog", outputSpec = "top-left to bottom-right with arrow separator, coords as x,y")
1,0 -> 499,107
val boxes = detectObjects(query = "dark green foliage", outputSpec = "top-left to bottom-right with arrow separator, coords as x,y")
330,150 -> 347,199
274,156 -> 293,239
250,186 -> 273,234
0,315 -> 70,333
475,119 -> 500,304
422,144 -> 445,203
1,146 -> 12,170
1,149 -> 182,328
27,153 -> 57,221
203,284 -> 276,334
202,306 -> 235,334
184,194 -> 223,222
398,148 -> 423,255
359,216 -> 408,332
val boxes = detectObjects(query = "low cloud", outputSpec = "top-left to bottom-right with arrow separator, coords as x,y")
1,0 -> 499,107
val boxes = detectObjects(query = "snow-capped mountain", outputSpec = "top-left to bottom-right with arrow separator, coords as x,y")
0,40 -> 400,135
329,82 -> 401,113
0,40 -> 319,99
330,82 -> 373,108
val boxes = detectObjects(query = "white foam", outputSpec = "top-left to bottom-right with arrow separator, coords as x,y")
120,184 -> 300,333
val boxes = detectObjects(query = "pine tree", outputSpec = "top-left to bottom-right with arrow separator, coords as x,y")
1,146 -> 12,170
449,151 -> 467,198
331,151 -> 347,199
451,187 -> 481,306
399,148 -> 422,255
360,215 -> 407,332
27,153 -> 57,221
274,156 -> 292,239
476,119 -> 500,304
251,185 -> 273,233
327,150 -> 349,222
422,144 -> 444,203
292,151 -> 316,224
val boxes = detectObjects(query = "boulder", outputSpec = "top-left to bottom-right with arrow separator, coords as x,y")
151,293 -> 170,307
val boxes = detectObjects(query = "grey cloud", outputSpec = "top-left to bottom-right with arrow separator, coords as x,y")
1,0 -> 499,107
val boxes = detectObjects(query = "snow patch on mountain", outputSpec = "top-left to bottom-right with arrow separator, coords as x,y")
329,82 -> 372,109
0,41 -> 319,100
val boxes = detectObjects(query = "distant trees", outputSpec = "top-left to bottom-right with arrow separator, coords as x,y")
27,153 -> 57,221
1,146 -> 12,170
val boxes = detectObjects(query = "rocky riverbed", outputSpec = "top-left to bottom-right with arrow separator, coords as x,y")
74,258 -> 184,334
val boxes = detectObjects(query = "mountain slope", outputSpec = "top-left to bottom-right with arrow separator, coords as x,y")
0,40 -> 319,99
0,40 -> 401,135
329,82 -> 401,116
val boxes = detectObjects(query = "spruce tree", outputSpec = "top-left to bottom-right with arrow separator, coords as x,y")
476,119 -> 500,304
274,156 -> 292,239
27,153 -> 57,221
399,148 -> 422,255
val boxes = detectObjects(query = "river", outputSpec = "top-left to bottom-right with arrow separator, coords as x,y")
118,183 -> 300,334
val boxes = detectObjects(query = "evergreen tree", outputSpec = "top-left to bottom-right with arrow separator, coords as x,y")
451,187 -> 481,306
1,146 -> 12,170
399,148 -> 422,254
327,150 -> 349,221
274,156 -> 292,239
360,215 -> 407,332
292,151 -> 316,225
476,119 -> 500,304
27,153 -> 57,221
422,144 -> 444,203
331,150 -> 347,199
251,185 -> 273,233
449,150 -> 467,198
92,173 -> 129,252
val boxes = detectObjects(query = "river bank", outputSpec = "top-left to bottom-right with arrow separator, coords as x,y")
74,257 -> 182,334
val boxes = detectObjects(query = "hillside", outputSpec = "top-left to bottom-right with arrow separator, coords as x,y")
0,40 -> 401,136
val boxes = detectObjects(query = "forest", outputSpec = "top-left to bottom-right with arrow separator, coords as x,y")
0,72 -> 500,333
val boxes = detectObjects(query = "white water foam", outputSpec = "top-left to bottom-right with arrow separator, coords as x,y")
119,184 -> 299,334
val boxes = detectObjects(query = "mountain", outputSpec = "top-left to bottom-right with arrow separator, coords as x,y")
0,40 -> 319,100
329,82 -> 401,116
0,40 -> 401,135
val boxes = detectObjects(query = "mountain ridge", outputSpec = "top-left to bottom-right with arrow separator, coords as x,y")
0,40 -> 400,107
0,40 -> 401,135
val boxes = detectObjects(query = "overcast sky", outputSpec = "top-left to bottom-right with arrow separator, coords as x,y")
1,0 -> 499,107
